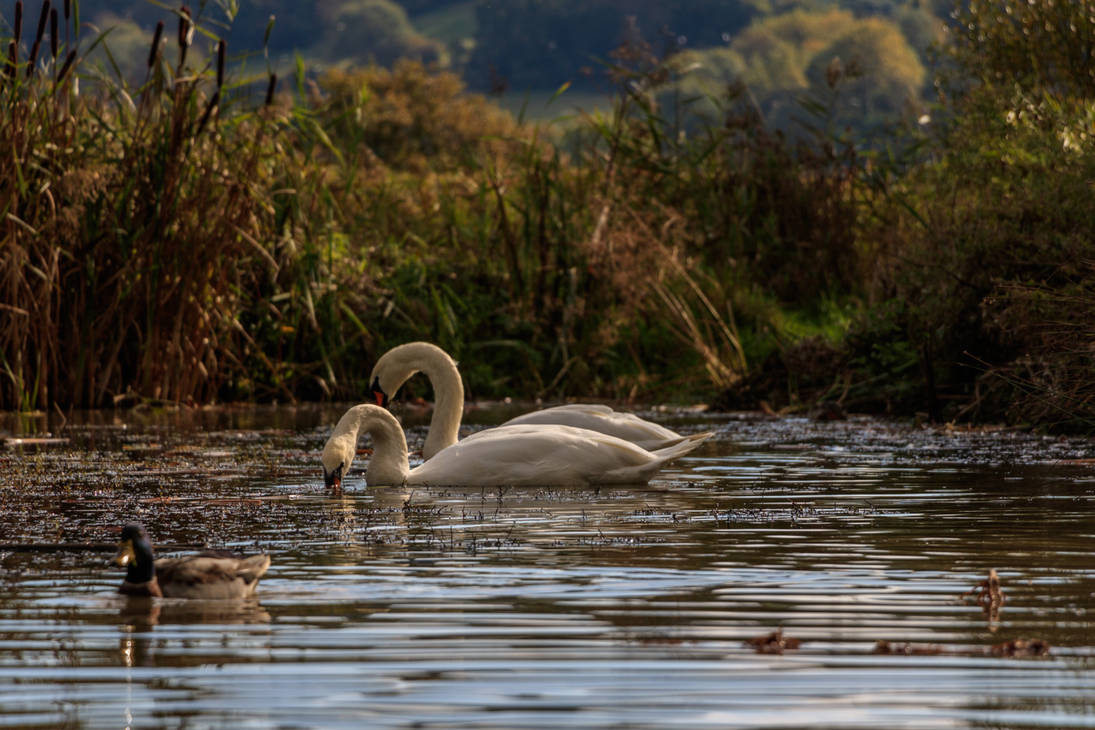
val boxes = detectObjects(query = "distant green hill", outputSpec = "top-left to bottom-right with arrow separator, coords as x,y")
23,0 -> 946,132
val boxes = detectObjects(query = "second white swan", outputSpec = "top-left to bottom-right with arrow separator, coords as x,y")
321,404 -> 710,489
368,342 -> 694,459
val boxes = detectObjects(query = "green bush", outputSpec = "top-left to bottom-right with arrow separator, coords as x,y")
855,0 -> 1095,428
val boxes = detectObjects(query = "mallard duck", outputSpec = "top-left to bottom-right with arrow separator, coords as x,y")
369,342 -> 697,459
113,524 -> 271,599
321,403 -> 711,489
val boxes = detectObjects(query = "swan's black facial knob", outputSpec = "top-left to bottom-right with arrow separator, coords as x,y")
370,376 -> 389,408
324,462 -> 343,490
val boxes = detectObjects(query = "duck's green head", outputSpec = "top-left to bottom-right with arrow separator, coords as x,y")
115,524 -> 155,583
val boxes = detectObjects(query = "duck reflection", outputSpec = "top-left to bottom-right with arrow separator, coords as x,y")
118,595 -> 271,628
117,596 -> 271,667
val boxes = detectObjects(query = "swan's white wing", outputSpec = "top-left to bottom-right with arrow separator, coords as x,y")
501,404 -> 683,450
407,424 -> 686,487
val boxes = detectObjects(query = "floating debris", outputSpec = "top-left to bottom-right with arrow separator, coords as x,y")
873,638 -> 1050,659
962,568 -> 1005,628
746,630 -> 801,654
991,638 -> 1051,658
873,640 -> 945,656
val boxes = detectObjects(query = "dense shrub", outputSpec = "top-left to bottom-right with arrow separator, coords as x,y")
0,0 -> 863,410
0,10 -> 290,408
853,2 -> 1095,428
950,0 -> 1095,97
11,0 -> 1091,435
727,9 -> 926,132
319,62 -> 523,173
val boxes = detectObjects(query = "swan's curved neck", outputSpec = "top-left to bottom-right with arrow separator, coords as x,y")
332,405 -> 410,486
373,343 -> 464,459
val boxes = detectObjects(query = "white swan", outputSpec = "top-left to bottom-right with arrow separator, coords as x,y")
368,342 -> 693,459
320,403 -> 710,489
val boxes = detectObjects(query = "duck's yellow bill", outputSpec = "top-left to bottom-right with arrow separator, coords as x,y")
114,540 -> 136,567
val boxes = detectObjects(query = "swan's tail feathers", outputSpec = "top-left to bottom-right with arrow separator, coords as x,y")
599,431 -> 713,484
650,430 -> 713,459
237,554 -> 272,584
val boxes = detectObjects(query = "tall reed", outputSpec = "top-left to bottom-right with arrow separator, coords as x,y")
0,1 -> 292,409
0,8 -> 862,410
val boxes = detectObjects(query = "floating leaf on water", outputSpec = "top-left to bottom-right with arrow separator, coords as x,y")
873,638 -> 1050,659
746,630 -> 801,654
991,638 -> 1050,658
873,640 -> 945,655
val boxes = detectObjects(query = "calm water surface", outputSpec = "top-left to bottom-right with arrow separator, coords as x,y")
2,404 -> 1095,729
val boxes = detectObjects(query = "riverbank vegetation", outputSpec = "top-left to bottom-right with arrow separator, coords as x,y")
1,1 -> 1092,432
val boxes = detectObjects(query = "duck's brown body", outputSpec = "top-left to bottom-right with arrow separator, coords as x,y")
115,526 -> 271,600
119,554 -> 271,599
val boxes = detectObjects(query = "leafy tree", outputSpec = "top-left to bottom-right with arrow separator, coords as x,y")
653,48 -> 748,127
949,0 -> 1095,97
392,0 -> 466,14
731,26 -> 808,91
858,0 -> 1095,427
805,16 -> 926,120
722,9 -> 925,131
467,0 -> 760,91
83,14 -> 151,76
319,61 -> 522,172
740,7 -> 861,53
72,0 -> 443,70
320,0 -> 443,66
891,3 -> 941,57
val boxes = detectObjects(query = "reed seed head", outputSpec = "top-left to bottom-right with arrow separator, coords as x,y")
149,21 -> 164,68
26,40 -> 39,77
178,5 -> 192,49
177,5 -> 192,68
63,0 -> 69,20
56,47 -> 75,84
49,7 -> 57,59
263,14 -> 275,49
14,2 -> 23,46
216,39 -> 225,90
264,72 -> 277,106
34,0 -> 50,45
196,90 -> 219,136
25,0 -> 50,77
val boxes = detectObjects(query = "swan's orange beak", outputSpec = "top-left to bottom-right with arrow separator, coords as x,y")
370,376 -> 389,408
324,464 -> 343,491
